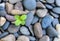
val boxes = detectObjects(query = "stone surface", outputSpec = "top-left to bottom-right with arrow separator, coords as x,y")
8,25 -> 19,33
34,23 -> 43,38
0,17 -> 6,26
0,0 -> 1,2
53,37 -> 60,41
6,2 -> 13,13
39,35 -> 50,41
1,34 -> 15,41
56,0 -> 60,6
16,36 -> 29,41
36,9 -> 48,17
46,0 -> 54,3
20,26 -> 30,35
23,0 -> 36,11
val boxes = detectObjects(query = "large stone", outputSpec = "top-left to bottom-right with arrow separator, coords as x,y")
1,34 -> 15,41
16,36 -> 29,41
34,23 -> 43,38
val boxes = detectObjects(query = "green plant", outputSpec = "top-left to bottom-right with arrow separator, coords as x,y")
14,15 -> 27,26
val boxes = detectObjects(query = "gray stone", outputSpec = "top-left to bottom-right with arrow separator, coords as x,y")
46,0 -> 55,3
0,0 -> 1,2
56,0 -> 60,6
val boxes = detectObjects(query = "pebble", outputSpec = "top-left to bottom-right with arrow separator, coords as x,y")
2,21 -> 10,30
46,0 -> 55,4
56,24 -> 60,35
36,9 -> 48,17
34,23 -> 43,38
1,34 -> 15,41
0,0 -> 1,2
42,30 -> 46,35
0,17 -> 6,26
47,25 -> 58,37
0,3 -> 5,9
42,15 -> 53,29
16,36 -> 29,41
0,32 -> 9,39
8,0 -> 21,4
39,35 -> 50,41
52,7 -> 60,14
32,16 -> 39,24
23,0 -> 36,11
20,26 -> 30,35
8,25 -> 19,33
0,31 -> 2,35
6,2 -> 13,13
45,4 -> 53,9
56,0 -> 60,6
53,37 -> 60,41
15,2 -> 23,11
36,2 -> 46,9
5,14 -> 15,22
52,18 -> 59,27
25,12 -> 34,26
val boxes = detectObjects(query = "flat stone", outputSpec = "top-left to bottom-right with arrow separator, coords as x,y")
16,36 -> 29,41
23,0 -> 36,11
46,0 -> 55,3
15,2 -> 23,11
6,2 -> 13,13
56,0 -> 60,6
8,25 -> 19,33
0,17 -> 6,26
52,7 -> 60,14
36,2 -> 46,9
1,34 -> 15,41
20,26 -> 30,35
39,35 -> 50,41
36,9 -> 48,17
34,23 -> 43,38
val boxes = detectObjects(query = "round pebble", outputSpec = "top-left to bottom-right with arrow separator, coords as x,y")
23,0 -> 36,11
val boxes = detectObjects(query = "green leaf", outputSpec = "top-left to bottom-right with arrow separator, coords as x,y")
14,15 -> 20,20
20,15 -> 27,21
21,21 -> 25,25
14,20 -> 21,26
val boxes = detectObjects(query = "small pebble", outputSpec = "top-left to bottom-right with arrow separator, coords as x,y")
16,36 -> 29,41
56,0 -> 60,6
0,17 -> 6,26
8,25 -> 19,33
36,9 -> 48,17
23,0 -> 36,11
53,37 -> 60,41
39,35 -> 50,41
42,15 -> 53,29
34,23 -> 43,38
20,26 -> 30,35
1,34 -> 15,41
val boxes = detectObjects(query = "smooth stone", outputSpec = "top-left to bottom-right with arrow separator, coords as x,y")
0,0 -> 1,2
52,7 -> 60,14
27,36 -> 36,41
40,0 -> 46,3
25,12 -> 34,26
6,14 -> 15,22
13,32 -> 19,38
52,19 -> 59,27
50,11 -> 59,18
42,30 -> 46,35
1,34 -> 15,41
8,25 -> 19,33
36,2 -> 46,9
9,0 -> 21,4
15,2 -> 23,11
0,6 -> 5,11
53,37 -> 60,41
36,9 -> 48,17
46,26 -> 58,37
46,0 -> 54,3
34,23 -> 43,38
20,26 -> 30,35
39,35 -> 50,41
0,3 -> 5,9
28,25 -> 34,36
32,16 -> 39,24
0,32 -> 9,39
0,11 -> 7,16
0,17 -> 6,26
45,4 -> 53,9
56,24 -> 60,35
42,15 -> 54,29
11,9 -> 29,15
23,0 -> 36,11
6,2 -> 13,13
56,0 -> 60,6
16,36 -> 29,41
3,0 -> 8,2
2,21 -> 10,30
